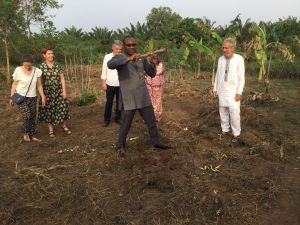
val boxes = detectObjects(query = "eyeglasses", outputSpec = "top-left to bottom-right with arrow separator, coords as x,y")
126,43 -> 136,47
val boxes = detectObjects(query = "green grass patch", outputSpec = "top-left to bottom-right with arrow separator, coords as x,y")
70,89 -> 97,106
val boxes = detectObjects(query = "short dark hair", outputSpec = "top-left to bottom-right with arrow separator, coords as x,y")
122,36 -> 135,45
21,54 -> 34,64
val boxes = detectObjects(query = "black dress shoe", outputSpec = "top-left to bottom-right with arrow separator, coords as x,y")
102,121 -> 110,127
153,142 -> 170,150
115,119 -> 122,125
116,147 -> 125,157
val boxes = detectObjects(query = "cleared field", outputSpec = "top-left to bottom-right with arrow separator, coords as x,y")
0,74 -> 299,225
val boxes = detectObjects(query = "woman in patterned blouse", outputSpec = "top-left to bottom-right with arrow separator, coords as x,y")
39,47 -> 71,137
145,54 -> 166,122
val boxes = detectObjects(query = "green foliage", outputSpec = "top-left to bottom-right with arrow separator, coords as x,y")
180,46 -> 190,66
0,0 -> 25,36
143,39 -> 156,52
70,90 -> 97,106
1,4 -> 300,80
20,0 -> 62,36
250,24 -> 295,81
189,39 -> 213,56
169,18 -> 202,45
164,47 -> 182,69
211,32 -> 223,45
269,57 -> 300,79
146,7 -> 182,39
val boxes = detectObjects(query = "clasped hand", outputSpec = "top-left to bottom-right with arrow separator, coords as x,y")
127,54 -> 141,61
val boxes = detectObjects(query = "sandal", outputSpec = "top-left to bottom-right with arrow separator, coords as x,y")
218,131 -> 229,138
49,131 -> 55,138
31,137 -> 42,142
23,134 -> 31,142
232,136 -> 240,143
62,126 -> 72,135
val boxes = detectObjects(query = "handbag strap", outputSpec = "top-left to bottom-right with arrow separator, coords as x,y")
24,67 -> 36,97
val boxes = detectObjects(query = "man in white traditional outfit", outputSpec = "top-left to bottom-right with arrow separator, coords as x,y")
213,38 -> 245,142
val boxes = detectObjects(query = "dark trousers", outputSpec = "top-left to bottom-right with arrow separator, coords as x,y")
18,97 -> 37,137
104,85 -> 121,122
117,105 -> 160,148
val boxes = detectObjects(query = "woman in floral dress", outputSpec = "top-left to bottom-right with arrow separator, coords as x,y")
39,47 -> 71,137
145,54 -> 166,122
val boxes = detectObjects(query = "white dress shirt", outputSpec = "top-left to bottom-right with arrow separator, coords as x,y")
101,53 -> 119,87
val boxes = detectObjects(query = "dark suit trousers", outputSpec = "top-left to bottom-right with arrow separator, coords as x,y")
117,106 -> 160,148
104,85 -> 121,122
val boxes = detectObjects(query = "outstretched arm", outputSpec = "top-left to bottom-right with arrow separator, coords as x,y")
107,54 -> 127,69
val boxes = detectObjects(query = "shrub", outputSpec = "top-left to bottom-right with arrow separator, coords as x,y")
70,89 -> 97,106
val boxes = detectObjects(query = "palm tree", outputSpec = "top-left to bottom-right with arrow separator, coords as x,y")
226,14 -> 255,47
88,26 -> 113,46
62,26 -> 85,39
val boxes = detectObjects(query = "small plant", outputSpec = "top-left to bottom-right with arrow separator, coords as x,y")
70,89 -> 97,106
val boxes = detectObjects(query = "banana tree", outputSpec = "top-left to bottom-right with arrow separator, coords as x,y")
143,38 -> 156,53
189,38 -> 213,79
210,31 -> 223,85
187,31 -> 223,85
179,45 -> 190,80
248,24 -> 294,94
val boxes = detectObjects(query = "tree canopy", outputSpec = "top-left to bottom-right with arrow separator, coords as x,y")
1,2 -> 300,80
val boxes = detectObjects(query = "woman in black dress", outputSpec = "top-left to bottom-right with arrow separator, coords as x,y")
39,47 -> 71,137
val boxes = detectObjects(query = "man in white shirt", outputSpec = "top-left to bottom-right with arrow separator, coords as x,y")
213,38 -> 245,142
101,40 -> 123,127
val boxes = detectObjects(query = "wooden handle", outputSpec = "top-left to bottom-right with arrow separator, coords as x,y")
140,48 -> 167,57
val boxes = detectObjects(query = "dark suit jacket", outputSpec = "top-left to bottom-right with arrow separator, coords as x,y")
107,54 -> 156,110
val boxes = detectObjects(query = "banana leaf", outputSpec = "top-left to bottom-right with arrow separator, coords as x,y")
211,31 -> 223,45
189,40 -> 213,56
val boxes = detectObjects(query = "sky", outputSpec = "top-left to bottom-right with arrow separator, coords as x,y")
47,0 -> 300,31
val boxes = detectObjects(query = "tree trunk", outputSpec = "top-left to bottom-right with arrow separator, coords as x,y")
265,51 -> 273,95
24,0 -> 32,38
197,54 -> 201,79
3,36 -> 10,83
266,51 -> 272,81
80,51 -> 84,90
179,65 -> 183,80
211,55 -> 216,86
27,22 -> 32,38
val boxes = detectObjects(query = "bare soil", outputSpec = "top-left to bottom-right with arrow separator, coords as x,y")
0,75 -> 299,225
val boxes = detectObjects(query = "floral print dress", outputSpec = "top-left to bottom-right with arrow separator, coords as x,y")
145,62 -> 165,121
38,62 -> 70,126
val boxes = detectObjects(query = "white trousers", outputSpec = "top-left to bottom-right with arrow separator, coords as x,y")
219,101 -> 241,136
